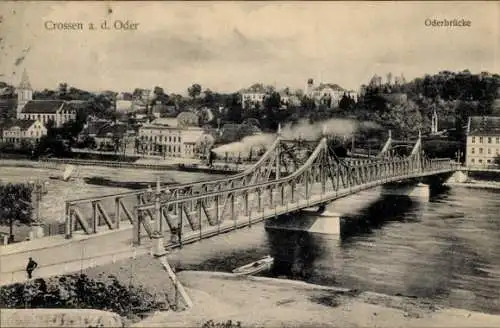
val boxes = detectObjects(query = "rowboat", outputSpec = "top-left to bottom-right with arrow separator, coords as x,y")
49,164 -> 77,181
232,255 -> 274,276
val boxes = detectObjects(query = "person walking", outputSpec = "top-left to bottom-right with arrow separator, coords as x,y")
26,257 -> 38,279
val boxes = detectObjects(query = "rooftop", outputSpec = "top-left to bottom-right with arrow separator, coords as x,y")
241,84 -> 268,94
21,100 -> 65,114
314,83 -> 345,92
468,116 -> 500,136
95,123 -> 128,138
2,119 -> 36,130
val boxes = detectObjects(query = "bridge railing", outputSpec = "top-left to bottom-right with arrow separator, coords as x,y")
132,139 -> 457,247
63,137 -> 457,239
63,136 -> 284,238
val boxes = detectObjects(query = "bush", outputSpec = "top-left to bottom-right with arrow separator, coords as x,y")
0,274 -> 167,320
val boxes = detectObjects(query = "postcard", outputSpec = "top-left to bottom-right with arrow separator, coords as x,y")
0,1 -> 499,327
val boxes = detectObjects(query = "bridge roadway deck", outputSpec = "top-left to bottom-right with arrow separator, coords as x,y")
0,167 -> 454,286
163,168 -> 454,247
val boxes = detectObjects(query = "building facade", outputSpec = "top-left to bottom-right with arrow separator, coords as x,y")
16,70 -> 78,127
241,84 -> 267,109
138,123 -> 204,158
304,79 -> 357,107
466,116 -> 500,167
1,119 -> 47,145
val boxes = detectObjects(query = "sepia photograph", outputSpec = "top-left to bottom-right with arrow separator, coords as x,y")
0,1 -> 499,327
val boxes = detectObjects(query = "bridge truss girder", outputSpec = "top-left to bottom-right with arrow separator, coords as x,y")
133,137 -> 457,248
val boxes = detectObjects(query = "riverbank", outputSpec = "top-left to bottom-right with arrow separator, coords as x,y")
136,270 -> 500,327
445,180 -> 500,190
3,251 -> 500,327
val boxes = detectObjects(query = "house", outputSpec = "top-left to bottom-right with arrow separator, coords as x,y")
138,123 -> 205,158
0,119 -> 47,146
15,70 -> 78,127
304,79 -> 352,107
94,123 -> 128,150
466,116 -> 500,167
137,112 -> 205,158
241,84 -> 268,109
80,119 -> 128,150
116,100 -> 134,113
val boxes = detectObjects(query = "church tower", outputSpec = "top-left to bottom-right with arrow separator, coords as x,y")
17,69 -> 33,118
431,108 -> 438,134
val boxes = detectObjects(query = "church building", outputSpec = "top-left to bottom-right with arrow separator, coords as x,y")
16,70 -> 78,127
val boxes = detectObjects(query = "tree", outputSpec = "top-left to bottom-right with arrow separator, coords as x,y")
339,94 -> 355,111
263,92 -> 281,111
132,88 -> 145,99
203,89 -> 215,107
188,84 -> 202,100
0,183 -> 33,242
226,93 -> 242,123
58,83 -> 68,99
153,86 -> 168,104
386,72 -> 393,85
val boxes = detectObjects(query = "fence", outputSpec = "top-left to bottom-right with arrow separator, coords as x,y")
0,159 -> 60,170
43,222 -> 66,237
39,158 -> 179,170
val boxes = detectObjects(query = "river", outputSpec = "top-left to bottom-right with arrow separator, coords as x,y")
167,184 -> 500,315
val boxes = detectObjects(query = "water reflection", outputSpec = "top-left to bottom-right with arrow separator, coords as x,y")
340,195 -> 417,240
264,187 -> 500,314
266,229 -> 325,280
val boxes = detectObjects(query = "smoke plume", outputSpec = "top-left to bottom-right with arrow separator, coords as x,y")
212,118 -> 382,155
212,133 -> 274,154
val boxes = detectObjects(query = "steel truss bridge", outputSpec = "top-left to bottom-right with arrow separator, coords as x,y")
64,131 -> 460,248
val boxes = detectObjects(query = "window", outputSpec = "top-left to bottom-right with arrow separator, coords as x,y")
471,148 -> 475,154
479,137 -> 483,143
479,148 -> 483,154
488,148 -> 491,154
488,137 -> 492,143
487,159 -> 491,163
471,159 -> 475,163
496,137 -> 499,144
479,159 -> 483,163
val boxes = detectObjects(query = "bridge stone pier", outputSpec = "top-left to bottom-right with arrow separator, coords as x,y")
63,128 -> 459,253
381,181 -> 431,201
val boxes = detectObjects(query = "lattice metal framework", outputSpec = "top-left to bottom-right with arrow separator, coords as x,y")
130,136 -> 458,247
65,135 -> 315,237
64,132 -> 458,240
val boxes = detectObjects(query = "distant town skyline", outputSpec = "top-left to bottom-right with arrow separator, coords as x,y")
1,1 -> 498,94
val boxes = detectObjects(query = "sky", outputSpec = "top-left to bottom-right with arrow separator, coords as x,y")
0,1 -> 498,95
